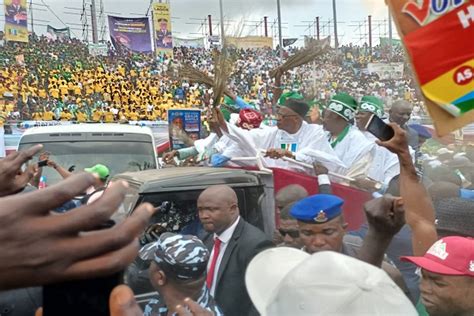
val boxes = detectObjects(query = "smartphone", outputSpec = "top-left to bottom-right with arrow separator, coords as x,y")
38,160 -> 49,168
365,114 -> 395,141
42,221 -> 121,316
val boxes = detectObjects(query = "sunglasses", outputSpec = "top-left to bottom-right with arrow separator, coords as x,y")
279,229 -> 300,238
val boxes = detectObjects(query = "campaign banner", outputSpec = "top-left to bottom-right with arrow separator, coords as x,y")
283,38 -> 298,47
47,25 -> 70,40
153,3 -> 174,56
226,36 -> 273,49
88,43 -> 109,56
367,62 -> 404,80
168,109 -> 201,150
4,0 -> 28,43
379,37 -> 403,48
108,16 -> 152,53
387,0 -> 474,136
173,37 -> 205,48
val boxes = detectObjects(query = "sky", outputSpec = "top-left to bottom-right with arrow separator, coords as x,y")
1,0 -> 398,46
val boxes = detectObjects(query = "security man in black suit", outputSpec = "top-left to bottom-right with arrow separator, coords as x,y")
197,185 -> 273,316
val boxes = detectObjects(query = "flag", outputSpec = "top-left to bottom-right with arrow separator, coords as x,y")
283,38 -> 298,47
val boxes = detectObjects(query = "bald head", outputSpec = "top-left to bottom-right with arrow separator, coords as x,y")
199,185 -> 238,205
276,185 -> 308,220
197,185 -> 239,234
389,100 -> 413,127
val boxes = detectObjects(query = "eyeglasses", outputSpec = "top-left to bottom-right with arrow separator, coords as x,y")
275,112 -> 299,119
279,229 -> 300,238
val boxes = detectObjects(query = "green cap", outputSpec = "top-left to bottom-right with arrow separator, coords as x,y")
327,93 -> 358,121
224,96 -> 236,106
358,96 -> 384,118
85,164 -> 110,180
278,91 -> 304,106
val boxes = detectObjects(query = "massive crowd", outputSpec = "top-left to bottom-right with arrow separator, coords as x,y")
0,31 -> 473,316
0,35 -> 425,124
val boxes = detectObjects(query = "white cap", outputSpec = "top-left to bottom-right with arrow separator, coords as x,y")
246,249 -> 417,316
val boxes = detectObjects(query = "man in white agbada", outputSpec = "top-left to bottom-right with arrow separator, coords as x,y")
353,95 -> 400,191
217,97 -> 344,172
322,93 -> 375,178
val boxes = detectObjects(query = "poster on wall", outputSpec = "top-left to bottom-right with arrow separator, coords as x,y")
4,0 -> 28,43
108,16 -> 152,53
153,3 -> 174,57
168,109 -> 201,150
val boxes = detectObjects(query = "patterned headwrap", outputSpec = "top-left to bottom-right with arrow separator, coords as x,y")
139,233 -> 209,281
326,93 -> 358,121
358,96 -> 384,118
237,109 -> 263,129
278,91 -> 304,106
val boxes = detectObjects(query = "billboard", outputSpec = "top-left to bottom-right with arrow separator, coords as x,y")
46,25 -> 70,40
367,62 -> 404,80
153,3 -> 173,56
168,109 -> 201,150
108,16 -> 152,53
4,0 -> 28,43
226,36 -> 273,49
174,37 -> 205,48
88,43 -> 109,56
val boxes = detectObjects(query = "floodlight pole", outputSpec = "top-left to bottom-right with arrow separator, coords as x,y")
277,0 -> 283,59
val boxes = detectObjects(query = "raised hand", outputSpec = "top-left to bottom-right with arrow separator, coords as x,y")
364,195 -> 405,238
376,123 -> 410,156
0,173 -> 155,290
0,145 -> 43,197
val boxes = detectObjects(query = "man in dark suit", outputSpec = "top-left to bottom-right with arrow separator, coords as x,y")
197,185 -> 273,316
155,18 -> 172,49
5,0 -> 27,26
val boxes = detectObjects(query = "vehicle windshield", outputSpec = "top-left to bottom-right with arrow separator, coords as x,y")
20,141 -> 157,185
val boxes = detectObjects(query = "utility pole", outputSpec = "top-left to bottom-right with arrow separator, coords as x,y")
29,0 -> 34,34
277,0 -> 283,59
368,15 -> 372,54
264,16 -> 268,37
388,7 -> 393,61
208,15 -> 213,36
316,16 -> 320,40
332,0 -> 338,49
219,0 -> 225,44
91,0 -> 98,43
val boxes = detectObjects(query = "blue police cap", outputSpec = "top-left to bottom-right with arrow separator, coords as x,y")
290,194 -> 344,224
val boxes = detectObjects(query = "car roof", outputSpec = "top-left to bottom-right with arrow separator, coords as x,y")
114,167 -> 263,193
21,124 -> 154,136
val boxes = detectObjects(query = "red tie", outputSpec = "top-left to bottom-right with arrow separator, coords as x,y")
206,237 -> 222,289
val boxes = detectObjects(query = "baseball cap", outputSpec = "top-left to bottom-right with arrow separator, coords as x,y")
84,164 -> 110,180
246,248 -> 417,316
401,236 -> 474,277
139,233 -> 209,281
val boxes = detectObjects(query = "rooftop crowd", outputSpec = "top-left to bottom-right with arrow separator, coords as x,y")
0,34 -> 425,124
0,31 -> 473,316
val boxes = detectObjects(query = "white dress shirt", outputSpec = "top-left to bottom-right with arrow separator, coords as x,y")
207,216 -> 241,296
